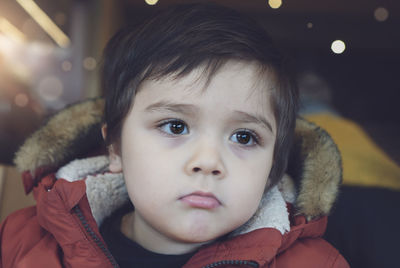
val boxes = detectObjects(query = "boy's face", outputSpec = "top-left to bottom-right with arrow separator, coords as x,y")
109,61 -> 276,254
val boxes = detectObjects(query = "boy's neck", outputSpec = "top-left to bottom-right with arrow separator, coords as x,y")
120,211 -> 209,255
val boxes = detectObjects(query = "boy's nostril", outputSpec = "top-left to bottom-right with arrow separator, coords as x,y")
192,167 -> 221,175
212,170 -> 220,175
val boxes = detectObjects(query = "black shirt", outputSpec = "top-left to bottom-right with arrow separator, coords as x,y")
100,202 -> 196,268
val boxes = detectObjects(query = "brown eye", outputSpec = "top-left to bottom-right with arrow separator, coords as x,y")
170,121 -> 185,134
158,120 -> 189,135
230,130 -> 258,146
237,132 -> 250,144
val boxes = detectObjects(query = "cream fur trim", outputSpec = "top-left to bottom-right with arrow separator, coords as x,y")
56,156 -> 128,226
85,173 -> 128,226
230,184 -> 291,236
56,156 -> 110,182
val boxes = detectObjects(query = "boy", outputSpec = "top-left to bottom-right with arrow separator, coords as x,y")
1,3 -> 348,267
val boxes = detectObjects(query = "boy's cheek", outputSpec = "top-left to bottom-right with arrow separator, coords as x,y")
228,143 -> 254,160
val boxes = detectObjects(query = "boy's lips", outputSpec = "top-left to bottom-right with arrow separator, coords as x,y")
179,191 -> 221,209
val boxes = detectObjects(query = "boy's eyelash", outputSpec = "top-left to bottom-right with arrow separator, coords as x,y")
235,129 -> 262,146
157,118 -> 185,127
156,119 -> 188,135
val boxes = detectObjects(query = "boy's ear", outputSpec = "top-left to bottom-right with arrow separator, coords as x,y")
102,124 -> 123,173
101,124 -> 107,141
108,145 -> 123,173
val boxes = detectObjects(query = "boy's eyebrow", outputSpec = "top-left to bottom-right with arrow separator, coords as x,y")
144,101 -> 198,116
144,101 -> 274,133
232,110 -> 274,133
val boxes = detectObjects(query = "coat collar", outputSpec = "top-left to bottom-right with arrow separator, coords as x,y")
53,155 -> 324,268
32,156 -> 328,268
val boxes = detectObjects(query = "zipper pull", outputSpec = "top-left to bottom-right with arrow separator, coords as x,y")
202,259 -> 259,267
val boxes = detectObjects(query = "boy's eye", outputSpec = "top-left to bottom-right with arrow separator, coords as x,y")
158,119 -> 189,135
230,130 -> 259,146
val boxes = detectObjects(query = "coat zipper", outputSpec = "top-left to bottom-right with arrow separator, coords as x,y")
74,206 -> 259,268
73,205 -> 120,268
203,260 -> 259,267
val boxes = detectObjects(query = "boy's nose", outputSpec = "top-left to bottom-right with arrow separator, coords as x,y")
184,141 -> 226,179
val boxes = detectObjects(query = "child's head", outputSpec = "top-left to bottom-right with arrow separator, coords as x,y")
101,3 -> 298,253
102,3 -> 298,188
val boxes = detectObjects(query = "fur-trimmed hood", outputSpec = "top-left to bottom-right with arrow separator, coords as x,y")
14,98 -> 342,223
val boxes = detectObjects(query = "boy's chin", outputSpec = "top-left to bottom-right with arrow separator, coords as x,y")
177,233 -> 217,245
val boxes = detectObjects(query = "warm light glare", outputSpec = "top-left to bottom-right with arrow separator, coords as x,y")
0,35 -> 30,80
307,22 -> 313,29
16,0 -> 70,47
0,18 -> 26,43
0,34 -> 14,55
268,0 -> 282,9
374,7 -> 389,22
145,0 -> 159,5
331,40 -> 346,54
15,93 -> 29,107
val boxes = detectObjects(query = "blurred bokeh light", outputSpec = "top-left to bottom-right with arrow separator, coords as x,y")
268,0 -> 282,9
331,40 -> 346,54
374,7 -> 389,22
145,0 -> 159,6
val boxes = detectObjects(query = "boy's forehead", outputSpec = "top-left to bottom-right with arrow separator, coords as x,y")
134,61 -> 276,129
139,60 -> 274,100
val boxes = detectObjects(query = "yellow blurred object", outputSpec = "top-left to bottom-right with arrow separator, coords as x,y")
0,17 -> 26,43
268,0 -> 282,9
16,0 -> 70,47
305,113 -> 400,190
145,0 -> 159,5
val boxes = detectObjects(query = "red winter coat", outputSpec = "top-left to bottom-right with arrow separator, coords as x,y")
0,99 -> 349,268
0,173 -> 347,268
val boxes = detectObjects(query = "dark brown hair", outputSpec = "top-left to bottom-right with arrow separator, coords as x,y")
102,3 -> 298,188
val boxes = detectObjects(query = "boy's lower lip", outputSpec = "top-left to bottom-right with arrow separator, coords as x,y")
180,194 -> 221,209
